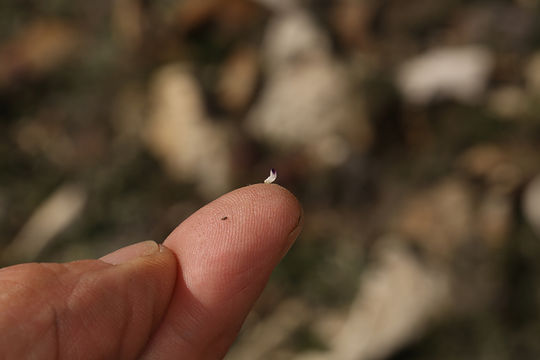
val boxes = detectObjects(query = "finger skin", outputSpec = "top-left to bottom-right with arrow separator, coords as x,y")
0,242 -> 177,360
142,184 -> 303,359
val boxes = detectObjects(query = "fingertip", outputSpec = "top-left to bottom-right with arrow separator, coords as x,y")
163,183 -> 302,275
226,183 -> 303,235
245,183 -> 302,219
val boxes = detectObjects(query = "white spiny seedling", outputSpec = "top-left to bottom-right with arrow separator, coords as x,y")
264,168 -> 277,184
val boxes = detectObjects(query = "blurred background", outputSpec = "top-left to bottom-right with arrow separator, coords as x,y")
1,0 -> 540,358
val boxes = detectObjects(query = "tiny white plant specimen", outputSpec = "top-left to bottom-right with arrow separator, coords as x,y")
264,168 -> 277,184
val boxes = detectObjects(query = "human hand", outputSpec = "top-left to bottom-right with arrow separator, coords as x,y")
0,184 -> 302,359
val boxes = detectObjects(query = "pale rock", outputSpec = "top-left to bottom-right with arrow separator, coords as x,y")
144,64 -> 231,198
1,184 -> 87,264
314,135 -> 351,167
225,299 -> 310,360
246,10 -> 371,168
295,239 -> 450,360
310,310 -> 347,346
318,239 -> 449,360
217,47 -> 259,112
262,9 -> 330,70
397,46 -> 494,104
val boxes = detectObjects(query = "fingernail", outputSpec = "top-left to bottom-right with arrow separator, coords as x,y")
100,241 -> 160,265
282,208 -> 304,257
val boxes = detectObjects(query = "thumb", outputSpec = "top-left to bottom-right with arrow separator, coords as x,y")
0,241 -> 177,360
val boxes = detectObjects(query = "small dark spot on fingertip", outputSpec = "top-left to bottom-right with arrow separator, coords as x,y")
221,216 -> 228,220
